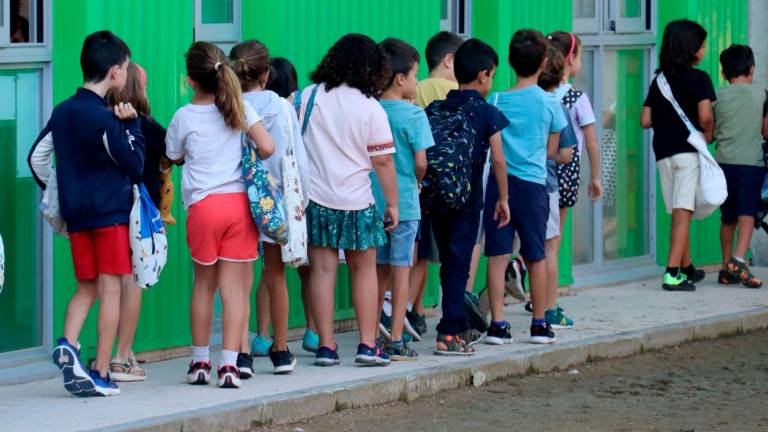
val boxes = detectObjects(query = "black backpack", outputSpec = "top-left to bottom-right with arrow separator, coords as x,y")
422,99 -> 479,212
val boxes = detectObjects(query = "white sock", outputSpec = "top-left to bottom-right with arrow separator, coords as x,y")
406,302 -> 413,312
734,256 -> 745,263
384,290 -> 392,300
220,349 -> 238,367
191,345 -> 210,363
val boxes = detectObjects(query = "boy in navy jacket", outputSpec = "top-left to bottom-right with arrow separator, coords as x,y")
28,30 -> 144,397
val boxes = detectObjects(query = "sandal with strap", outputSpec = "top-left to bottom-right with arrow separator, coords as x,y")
726,258 -> 763,289
434,333 -> 475,356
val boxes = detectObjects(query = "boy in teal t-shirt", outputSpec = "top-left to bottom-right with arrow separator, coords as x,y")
371,38 -> 435,360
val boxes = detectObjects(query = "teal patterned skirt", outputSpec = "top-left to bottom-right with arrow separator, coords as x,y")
306,201 -> 386,251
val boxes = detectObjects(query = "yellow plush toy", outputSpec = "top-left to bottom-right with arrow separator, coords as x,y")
159,157 -> 176,225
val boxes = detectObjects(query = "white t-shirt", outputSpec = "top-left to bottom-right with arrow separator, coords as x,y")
555,83 -> 597,153
297,83 -> 395,211
165,101 -> 261,208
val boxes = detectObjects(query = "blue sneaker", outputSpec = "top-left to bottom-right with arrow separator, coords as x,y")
314,345 -> 340,367
302,329 -> 319,353
355,343 -> 391,366
52,337 -> 98,397
250,335 -> 273,357
88,370 -> 121,396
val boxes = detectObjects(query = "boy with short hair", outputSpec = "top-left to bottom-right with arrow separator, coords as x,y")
373,38 -> 436,359
29,30 -> 144,396
424,38 -> 510,355
713,44 -> 768,288
484,29 -> 567,345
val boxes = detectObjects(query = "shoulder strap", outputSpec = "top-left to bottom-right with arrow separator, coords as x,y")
281,98 -> 296,156
292,90 -> 302,116
301,85 -> 320,136
491,93 -> 499,107
656,73 -> 698,135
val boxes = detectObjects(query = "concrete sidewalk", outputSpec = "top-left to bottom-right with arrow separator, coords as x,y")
1,270 -> 767,432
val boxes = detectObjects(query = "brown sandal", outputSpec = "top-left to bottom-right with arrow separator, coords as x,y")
434,334 -> 475,356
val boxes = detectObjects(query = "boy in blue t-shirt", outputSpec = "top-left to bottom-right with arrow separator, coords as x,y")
371,38 -> 436,360
484,30 -> 567,345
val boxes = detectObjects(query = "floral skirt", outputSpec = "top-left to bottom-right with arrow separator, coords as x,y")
306,201 -> 386,251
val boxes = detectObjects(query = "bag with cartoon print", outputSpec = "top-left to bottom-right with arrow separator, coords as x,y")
129,183 -> 168,288
241,133 -> 288,245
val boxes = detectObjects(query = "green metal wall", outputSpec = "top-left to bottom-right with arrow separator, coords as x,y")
655,0 -> 749,267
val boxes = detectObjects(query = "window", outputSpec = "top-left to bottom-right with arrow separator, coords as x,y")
440,0 -> 471,38
1,0 -> 45,45
572,0 -> 650,34
194,0 -> 241,52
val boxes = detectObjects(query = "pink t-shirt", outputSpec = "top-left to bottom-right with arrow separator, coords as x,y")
555,83 -> 596,153
298,83 -> 395,211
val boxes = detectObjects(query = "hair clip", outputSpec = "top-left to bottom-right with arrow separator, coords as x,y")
214,61 -> 222,71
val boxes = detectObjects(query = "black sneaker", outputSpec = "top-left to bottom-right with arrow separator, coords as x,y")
236,352 -> 254,379
662,272 -> 696,292
524,300 -> 533,313
530,323 -> 556,344
464,291 -> 489,332
683,265 -> 706,284
268,347 -> 297,374
314,345 -> 341,367
406,310 -> 427,336
485,321 -> 513,345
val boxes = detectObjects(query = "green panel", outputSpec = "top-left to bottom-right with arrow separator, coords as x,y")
202,0 -> 234,23
655,0 -> 748,267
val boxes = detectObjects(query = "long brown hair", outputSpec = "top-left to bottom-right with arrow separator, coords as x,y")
538,46 -> 565,90
229,40 -> 270,92
185,41 -> 247,131
107,62 -> 150,117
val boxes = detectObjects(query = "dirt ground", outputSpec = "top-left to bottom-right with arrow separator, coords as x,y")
255,330 -> 768,432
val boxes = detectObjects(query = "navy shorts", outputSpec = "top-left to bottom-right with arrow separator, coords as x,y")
484,174 -> 548,261
416,213 -> 440,262
720,163 -> 767,223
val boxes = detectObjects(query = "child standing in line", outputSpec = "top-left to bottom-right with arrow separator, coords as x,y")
29,31 -> 144,397
641,19 -> 714,291
485,30 -> 567,345
230,40 -> 310,375
425,38 -> 510,355
373,38 -> 436,360
296,34 -> 399,367
166,41 -> 275,389
713,44 -> 767,288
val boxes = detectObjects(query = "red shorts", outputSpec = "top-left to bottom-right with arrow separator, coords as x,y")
186,193 -> 259,265
69,225 -> 132,281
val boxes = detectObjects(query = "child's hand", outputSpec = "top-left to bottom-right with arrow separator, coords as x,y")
588,178 -> 602,202
493,199 -> 510,228
114,102 -> 138,120
384,206 -> 399,232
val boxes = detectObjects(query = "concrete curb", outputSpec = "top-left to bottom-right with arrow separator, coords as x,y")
110,308 -> 768,432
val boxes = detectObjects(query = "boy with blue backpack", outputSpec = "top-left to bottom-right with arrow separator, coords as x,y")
423,38 -> 510,356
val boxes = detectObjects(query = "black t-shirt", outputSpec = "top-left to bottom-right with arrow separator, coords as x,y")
139,115 -> 167,207
643,68 -> 716,161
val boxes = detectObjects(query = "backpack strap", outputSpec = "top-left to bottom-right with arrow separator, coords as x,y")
491,93 -> 499,107
562,87 -> 582,109
300,85 -> 320,136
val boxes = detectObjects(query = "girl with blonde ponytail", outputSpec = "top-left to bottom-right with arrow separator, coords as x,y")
165,41 -> 275,389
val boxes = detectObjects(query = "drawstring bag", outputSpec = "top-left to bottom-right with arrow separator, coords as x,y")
279,98 -> 309,267
656,73 -> 727,220
0,232 -> 4,295
129,184 -> 168,289
242,133 -> 288,245
40,168 -> 68,237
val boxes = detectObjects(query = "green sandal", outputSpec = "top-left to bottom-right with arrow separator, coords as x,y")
726,258 -> 763,289
434,334 -> 475,356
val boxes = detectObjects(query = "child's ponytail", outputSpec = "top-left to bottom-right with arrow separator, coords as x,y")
185,41 -> 247,131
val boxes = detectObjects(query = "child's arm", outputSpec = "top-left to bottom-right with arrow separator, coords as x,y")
546,132 -> 560,158
555,145 -> 574,165
640,107 -> 652,129
372,154 -> 399,231
582,123 -> 602,201
763,114 -> 768,140
489,132 -> 510,228
28,123 -> 53,189
247,121 -> 276,159
108,103 -> 145,180
414,149 -> 427,183
697,100 -> 714,143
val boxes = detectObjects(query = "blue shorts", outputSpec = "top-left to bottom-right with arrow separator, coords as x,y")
720,164 -> 767,223
377,220 -> 419,267
484,174 -> 548,261
415,214 -> 440,262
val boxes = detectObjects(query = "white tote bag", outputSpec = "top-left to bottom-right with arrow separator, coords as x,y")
129,184 -> 168,288
656,73 -> 728,220
0,232 -> 5,295
40,169 -> 69,237
279,99 -> 308,267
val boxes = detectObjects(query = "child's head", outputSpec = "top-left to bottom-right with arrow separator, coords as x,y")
230,40 -> 270,92
547,31 -> 582,78
537,46 -> 565,92
380,38 -> 421,100
80,30 -> 131,90
425,31 -> 464,78
107,62 -> 150,117
310,33 -> 389,98
720,44 -> 755,82
185,41 -> 247,131
508,29 -> 548,79
266,57 -> 298,98
659,19 -> 708,74
454,38 -> 498,97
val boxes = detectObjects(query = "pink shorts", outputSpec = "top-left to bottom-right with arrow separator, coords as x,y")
186,193 -> 259,265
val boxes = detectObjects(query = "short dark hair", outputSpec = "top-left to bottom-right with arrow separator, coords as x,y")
453,38 -> 499,85
508,29 -> 548,78
266,57 -> 299,98
425,31 -> 464,71
80,31 -> 131,83
659,19 -> 707,75
310,34 -> 390,98
380,38 -> 420,88
720,44 -> 755,80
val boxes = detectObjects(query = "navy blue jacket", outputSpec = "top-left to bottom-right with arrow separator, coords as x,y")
29,88 -> 145,232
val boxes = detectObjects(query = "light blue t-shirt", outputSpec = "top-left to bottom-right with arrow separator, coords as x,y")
370,99 -> 435,221
490,86 -> 567,185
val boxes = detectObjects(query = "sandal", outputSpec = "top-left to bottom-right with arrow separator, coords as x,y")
718,269 -> 740,285
726,258 -> 763,289
434,333 -> 475,356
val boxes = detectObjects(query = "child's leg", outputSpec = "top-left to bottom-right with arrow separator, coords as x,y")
297,266 -> 316,331
240,267 -> 256,352
256,278 -> 271,337
190,263 -> 218,348
63,281 -> 98,344
408,256 -> 428,313
466,244 -> 482,292
525,259 -> 547,320
390,266 -> 410,342
116,276 -> 142,360
734,216 -> 756,259
720,221 -> 737,267
668,209 -> 693,268
486,254 -> 511,322
93,274 -> 122,375
263,244 -> 289,350
545,238 -> 559,310
308,246 -> 339,349
345,248 -> 379,347
217,261 -> 249,360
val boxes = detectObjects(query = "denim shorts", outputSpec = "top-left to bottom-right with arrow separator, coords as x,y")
377,220 -> 420,267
